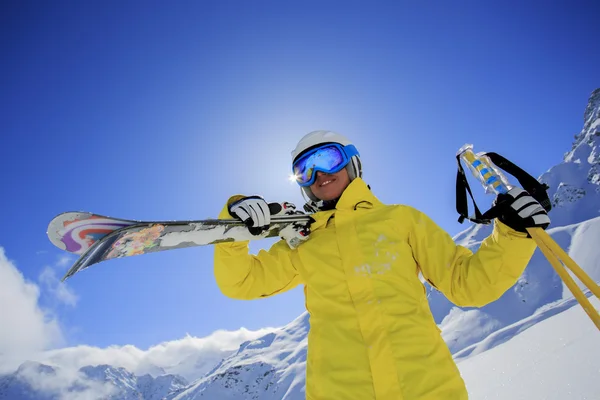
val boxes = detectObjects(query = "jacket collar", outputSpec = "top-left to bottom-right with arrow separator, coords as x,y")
309,178 -> 383,229
335,177 -> 383,211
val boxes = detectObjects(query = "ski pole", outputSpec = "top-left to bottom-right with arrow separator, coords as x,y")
457,144 -> 600,331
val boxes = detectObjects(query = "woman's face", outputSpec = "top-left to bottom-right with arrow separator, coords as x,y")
310,168 -> 351,201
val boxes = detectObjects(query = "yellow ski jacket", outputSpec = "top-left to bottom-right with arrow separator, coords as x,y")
214,178 -> 537,399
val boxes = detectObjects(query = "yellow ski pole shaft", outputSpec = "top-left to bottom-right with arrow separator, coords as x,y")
528,227 -> 600,300
527,227 -> 600,330
457,144 -> 600,331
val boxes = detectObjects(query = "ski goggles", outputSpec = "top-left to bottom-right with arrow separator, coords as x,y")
292,143 -> 359,187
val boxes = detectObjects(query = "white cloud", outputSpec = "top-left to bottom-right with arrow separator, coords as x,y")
0,247 -> 64,374
56,255 -> 74,269
39,266 -> 78,307
40,327 -> 277,382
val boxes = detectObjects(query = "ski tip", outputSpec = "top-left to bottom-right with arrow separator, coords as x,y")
46,211 -> 124,253
47,212 -> 94,252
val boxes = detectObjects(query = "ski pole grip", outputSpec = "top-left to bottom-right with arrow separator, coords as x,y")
457,144 -> 512,195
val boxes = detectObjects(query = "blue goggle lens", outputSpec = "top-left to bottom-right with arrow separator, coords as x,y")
292,144 -> 358,187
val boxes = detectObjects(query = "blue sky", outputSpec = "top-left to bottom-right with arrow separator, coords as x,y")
1,1 -> 599,350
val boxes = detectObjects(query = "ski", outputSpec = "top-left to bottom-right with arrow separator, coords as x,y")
47,211 -> 311,281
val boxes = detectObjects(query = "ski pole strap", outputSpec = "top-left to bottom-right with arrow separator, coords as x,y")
456,152 -> 552,224
456,158 -> 485,223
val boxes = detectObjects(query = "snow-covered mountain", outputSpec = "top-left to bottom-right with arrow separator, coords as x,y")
166,313 -> 309,400
543,87 -> 600,227
0,362 -> 57,400
2,88 -> 599,399
0,362 -> 187,400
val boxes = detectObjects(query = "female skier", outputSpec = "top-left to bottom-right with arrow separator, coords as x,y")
213,130 -> 550,400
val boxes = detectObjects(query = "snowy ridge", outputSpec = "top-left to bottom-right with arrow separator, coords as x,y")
166,313 -> 309,400
542,88 -> 600,227
0,363 -> 187,400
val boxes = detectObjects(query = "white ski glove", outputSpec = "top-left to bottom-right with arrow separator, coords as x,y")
269,202 -> 313,249
228,196 -> 272,235
228,196 -> 313,247
495,187 -> 551,234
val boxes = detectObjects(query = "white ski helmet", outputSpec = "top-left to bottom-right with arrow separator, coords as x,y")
291,130 -> 362,203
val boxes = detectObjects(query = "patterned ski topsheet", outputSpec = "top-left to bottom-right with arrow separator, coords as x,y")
47,212 -> 309,281
47,212 -> 137,255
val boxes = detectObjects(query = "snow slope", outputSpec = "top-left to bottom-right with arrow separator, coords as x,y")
459,297 -> 600,399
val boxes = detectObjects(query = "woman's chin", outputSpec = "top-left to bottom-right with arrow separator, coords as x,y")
314,188 -> 343,201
